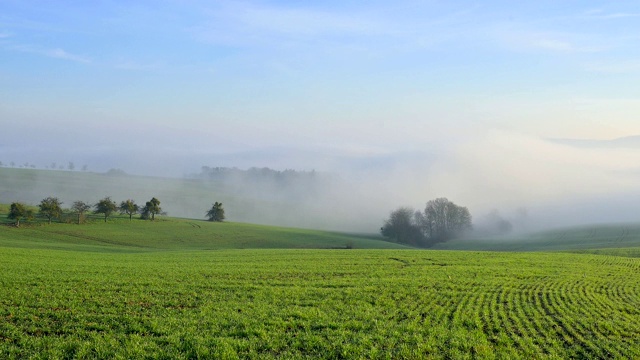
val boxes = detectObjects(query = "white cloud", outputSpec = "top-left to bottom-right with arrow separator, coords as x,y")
581,9 -> 640,20
9,44 -> 90,63
584,61 -> 640,74
189,1 -> 478,54
495,27 -> 604,54
428,130 -> 640,211
46,48 -> 91,63
231,4 -> 382,37
114,59 -> 163,71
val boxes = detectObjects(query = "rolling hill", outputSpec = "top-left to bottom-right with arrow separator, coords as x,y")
0,213 -> 408,252
436,223 -> 640,254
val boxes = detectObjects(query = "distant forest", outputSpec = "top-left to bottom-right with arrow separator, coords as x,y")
190,166 -> 325,193
193,166 -> 318,182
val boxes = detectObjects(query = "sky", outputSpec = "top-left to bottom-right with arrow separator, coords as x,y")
2,0 -> 640,229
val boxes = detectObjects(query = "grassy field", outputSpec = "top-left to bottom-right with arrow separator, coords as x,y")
436,223 -> 640,252
1,245 -> 639,359
2,203 -> 640,357
0,214 -> 406,252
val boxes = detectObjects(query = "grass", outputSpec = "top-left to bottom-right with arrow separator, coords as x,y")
436,223 -> 640,252
2,201 -> 640,357
0,215 -> 407,253
1,247 -> 639,358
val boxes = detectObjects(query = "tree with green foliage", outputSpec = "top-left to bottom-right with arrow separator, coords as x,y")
141,197 -> 162,220
8,202 -> 33,227
119,199 -> 139,221
206,202 -> 225,222
380,207 -> 424,246
94,197 -> 118,223
39,197 -> 63,224
71,201 -> 92,224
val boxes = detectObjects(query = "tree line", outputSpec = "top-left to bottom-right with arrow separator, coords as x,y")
381,198 -> 472,247
0,160 -> 88,171
7,197 -> 225,227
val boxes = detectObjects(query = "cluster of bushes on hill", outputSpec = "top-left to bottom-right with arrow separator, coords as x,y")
193,166 -> 324,200
6,196 -> 225,227
196,166 -> 317,183
381,198 -> 472,247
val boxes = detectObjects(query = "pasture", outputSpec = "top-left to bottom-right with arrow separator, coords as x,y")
1,218 -> 639,358
0,214 -> 406,252
437,223 -> 640,253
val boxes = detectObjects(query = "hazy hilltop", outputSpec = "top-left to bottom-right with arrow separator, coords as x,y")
549,135 -> 640,149
4,131 -> 640,234
0,166 -> 394,232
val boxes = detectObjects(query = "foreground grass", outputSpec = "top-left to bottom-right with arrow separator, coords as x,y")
0,247 -> 639,359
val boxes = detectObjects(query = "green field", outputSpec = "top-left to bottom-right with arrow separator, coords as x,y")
436,223 -> 640,253
1,215 -> 640,358
0,216 -> 407,253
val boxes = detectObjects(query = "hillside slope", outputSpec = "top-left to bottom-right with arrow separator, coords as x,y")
0,216 -> 408,252
0,167 -> 378,232
435,223 -> 640,252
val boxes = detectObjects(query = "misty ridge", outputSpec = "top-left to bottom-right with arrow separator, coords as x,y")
0,165 -> 389,232
3,131 -> 640,234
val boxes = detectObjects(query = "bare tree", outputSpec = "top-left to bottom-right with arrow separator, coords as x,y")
420,198 -> 472,246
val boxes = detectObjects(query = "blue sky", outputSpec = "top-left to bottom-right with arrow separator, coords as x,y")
2,1 -> 640,227
2,0 -> 639,152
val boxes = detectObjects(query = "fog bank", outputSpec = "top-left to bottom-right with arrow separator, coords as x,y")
2,130 -> 640,233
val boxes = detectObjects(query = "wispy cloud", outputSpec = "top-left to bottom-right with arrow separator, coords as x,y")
114,59 -> 163,71
189,1 -> 475,53
190,2 -> 392,49
0,32 -> 11,39
584,61 -> 640,74
46,48 -> 91,63
9,44 -> 91,63
581,9 -> 640,20
494,26 -> 605,54
230,4 -> 383,37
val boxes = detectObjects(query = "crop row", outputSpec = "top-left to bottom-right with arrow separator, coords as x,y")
0,249 -> 638,358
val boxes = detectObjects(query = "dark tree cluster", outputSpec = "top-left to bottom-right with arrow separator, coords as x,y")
206,202 -> 225,222
140,197 -> 162,220
8,202 -> 34,227
381,198 -> 472,247
195,166 -> 321,195
197,166 -> 317,182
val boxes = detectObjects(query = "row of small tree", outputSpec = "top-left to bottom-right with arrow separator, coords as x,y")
7,196 -> 164,226
7,197 -> 226,227
0,160 -> 88,171
381,197 -> 472,247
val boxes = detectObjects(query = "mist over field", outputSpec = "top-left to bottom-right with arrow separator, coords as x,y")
2,1 -> 640,233
3,129 -> 640,233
